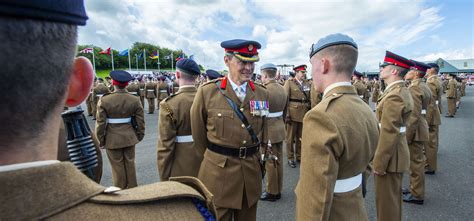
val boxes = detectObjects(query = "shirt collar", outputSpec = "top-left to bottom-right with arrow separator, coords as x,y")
228,77 -> 247,93
386,80 -> 405,91
179,85 -> 195,89
323,81 -> 352,97
0,160 -> 60,172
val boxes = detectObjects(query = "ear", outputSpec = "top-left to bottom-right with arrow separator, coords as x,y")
224,55 -> 231,67
65,56 -> 94,107
322,58 -> 330,74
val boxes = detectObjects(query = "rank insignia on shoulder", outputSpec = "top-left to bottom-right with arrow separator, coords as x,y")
250,100 -> 269,117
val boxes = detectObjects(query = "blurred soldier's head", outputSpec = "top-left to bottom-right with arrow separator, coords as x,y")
260,63 -> 278,84
0,1 -> 93,164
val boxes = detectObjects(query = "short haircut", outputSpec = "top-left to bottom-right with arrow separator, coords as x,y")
316,44 -> 358,77
261,69 -> 277,78
0,16 -> 77,145
391,65 -> 409,78
177,68 -> 198,81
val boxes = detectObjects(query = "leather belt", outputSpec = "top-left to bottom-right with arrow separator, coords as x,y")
208,143 -> 259,159
289,98 -> 309,103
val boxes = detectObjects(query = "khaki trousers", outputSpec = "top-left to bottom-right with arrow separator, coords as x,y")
447,98 -> 456,116
140,96 -> 145,108
217,187 -> 257,221
286,121 -> 302,160
106,146 -> 137,189
409,141 -> 425,198
375,172 -> 403,221
425,125 -> 439,171
146,98 -> 155,114
265,142 -> 283,194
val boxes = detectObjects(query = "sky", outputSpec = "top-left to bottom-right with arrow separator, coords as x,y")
78,0 -> 474,72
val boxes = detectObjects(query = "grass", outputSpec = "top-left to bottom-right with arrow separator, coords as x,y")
94,69 -> 174,79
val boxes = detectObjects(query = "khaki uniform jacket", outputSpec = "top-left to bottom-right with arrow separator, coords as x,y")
374,81 -> 413,173
92,84 -> 110,104
427,75 -> 443,117
353,80 -> 368,102
95,89 -> 145,149
446,79 -> 457,98
310,85 -> 323,108
145,82 -> 157,98
157,86 -> 203,181
190,78 -> 268,209
157,82 -> 169,100
138,82 -> 146,97
264,79 -> 288,143
372,81 -> 381,103
284,79 -> 311,122
296,85 -> 378,221
0,162 -> 216,220
406,79 -> 430,143
126,83 -> 140,96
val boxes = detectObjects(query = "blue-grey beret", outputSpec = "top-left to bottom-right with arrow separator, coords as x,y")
310,33 -> 358,58
176,58 -> 201,76
0,0 -> 88,26
260,63 -> 277,70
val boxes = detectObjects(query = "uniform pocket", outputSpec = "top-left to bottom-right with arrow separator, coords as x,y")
208,109 -> 234,138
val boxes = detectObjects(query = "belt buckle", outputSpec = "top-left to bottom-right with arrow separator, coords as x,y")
239,147 -> 247,159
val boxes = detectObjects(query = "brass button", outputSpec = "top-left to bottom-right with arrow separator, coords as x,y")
241,124 -> 245,128
218,113 -> 222,117
242,140 -> 247,144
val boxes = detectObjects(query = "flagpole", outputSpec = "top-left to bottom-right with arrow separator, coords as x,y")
128,49 -> 131,71
136,54 -> 139,71
157,50 -> 160,72
143,49 -> 147,71
111,49 -> 115,71
92,47 -> 96,74
171,51 -> 174,72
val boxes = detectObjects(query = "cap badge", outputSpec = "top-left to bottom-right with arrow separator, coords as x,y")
248,44 -> 254,52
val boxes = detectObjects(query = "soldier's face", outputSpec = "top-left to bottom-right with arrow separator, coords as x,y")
405,70 -> 416,80
310,54 -> 325,92
225,55 -> 255,83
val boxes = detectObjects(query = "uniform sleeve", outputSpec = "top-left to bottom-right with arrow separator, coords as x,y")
190,86 -> 208,155
134,99 -> 145,141
406,86 -> 422,142
296,110 -> 341,221
373,94 -> 406,172
157,102 -> 177,181
437,81 -> 443,113
283,81 -> 291,118
94,99 -> 107,147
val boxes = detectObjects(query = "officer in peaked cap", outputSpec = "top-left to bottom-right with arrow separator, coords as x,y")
191,39 -> 269,221
259,63 -> 288,202
373,50 -> 414,221
352,70 -> 370,104
157,75 -> 169,108
295,33 -> 378,220
424,62 -> 442,175
402,60 -> 432,205
157,58 -> 204,181
0,1 -> 216,220
206,69 -> 223,81
284,64 -> 311,168
95,70 -> 145,189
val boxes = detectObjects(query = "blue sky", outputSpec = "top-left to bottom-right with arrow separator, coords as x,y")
79,0 -> 473,72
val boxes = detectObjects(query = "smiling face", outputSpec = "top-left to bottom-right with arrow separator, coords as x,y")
224,55 -> 255,84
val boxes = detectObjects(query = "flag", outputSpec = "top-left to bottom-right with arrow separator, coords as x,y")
79,47 -> 93,54
149,52 -> 159,59
99,47 -> 111,55
164,55 -> 171,59
118,49 -> 129,56
137,51 -> 144,60
175,54 -> 185,61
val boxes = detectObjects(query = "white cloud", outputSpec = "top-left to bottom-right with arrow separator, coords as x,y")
414,46 -> 474,61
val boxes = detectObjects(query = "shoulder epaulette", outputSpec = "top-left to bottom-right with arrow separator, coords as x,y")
320,93 -> 344,112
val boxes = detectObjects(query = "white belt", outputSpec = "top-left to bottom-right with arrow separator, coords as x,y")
147,89 -> 154,92
435,100 -> 439,105
107,118 -> 132,124
159,90 -> 167,92
176,135 -> 193,143
96,94 -> 104,97
129,92 -> 138,95
359,95 -> 364,98
399,126 -> 406,133
267,111 -> 283,118
421,109 -> 426,115
334,173 -> 362,193
140,89 -> 144,91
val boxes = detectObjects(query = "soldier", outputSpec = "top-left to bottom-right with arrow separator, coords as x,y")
172,78 -> 179,94
191,39 -> 269,221
284,64 -> 311,168
461,78 -> 467,96
206,69 -> 224,81
425,63 -> 443,174
296,33 -> 378,220
105,76 -> 114,92
373,51 -> 413,221
157,76 -> 169,106
138,77 -> 146,108
85,78 -> 97,116
157,59 -> 203,181
144,77 -> 157,114
259,63 -> 288,202
456,77 -> 462,109
445,73 -> 457,117
310,83 -> 323,108
95,70 -> 145,189
92,78 -> 110,120
372,78 -> 381,107
353,71 -> 370,104
402,60 -> 432,205
0,1 -> 216,220
126,78 -> 140,96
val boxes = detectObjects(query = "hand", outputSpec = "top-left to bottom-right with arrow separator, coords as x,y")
285,116 -> 291,124
373,170 -> 386,176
